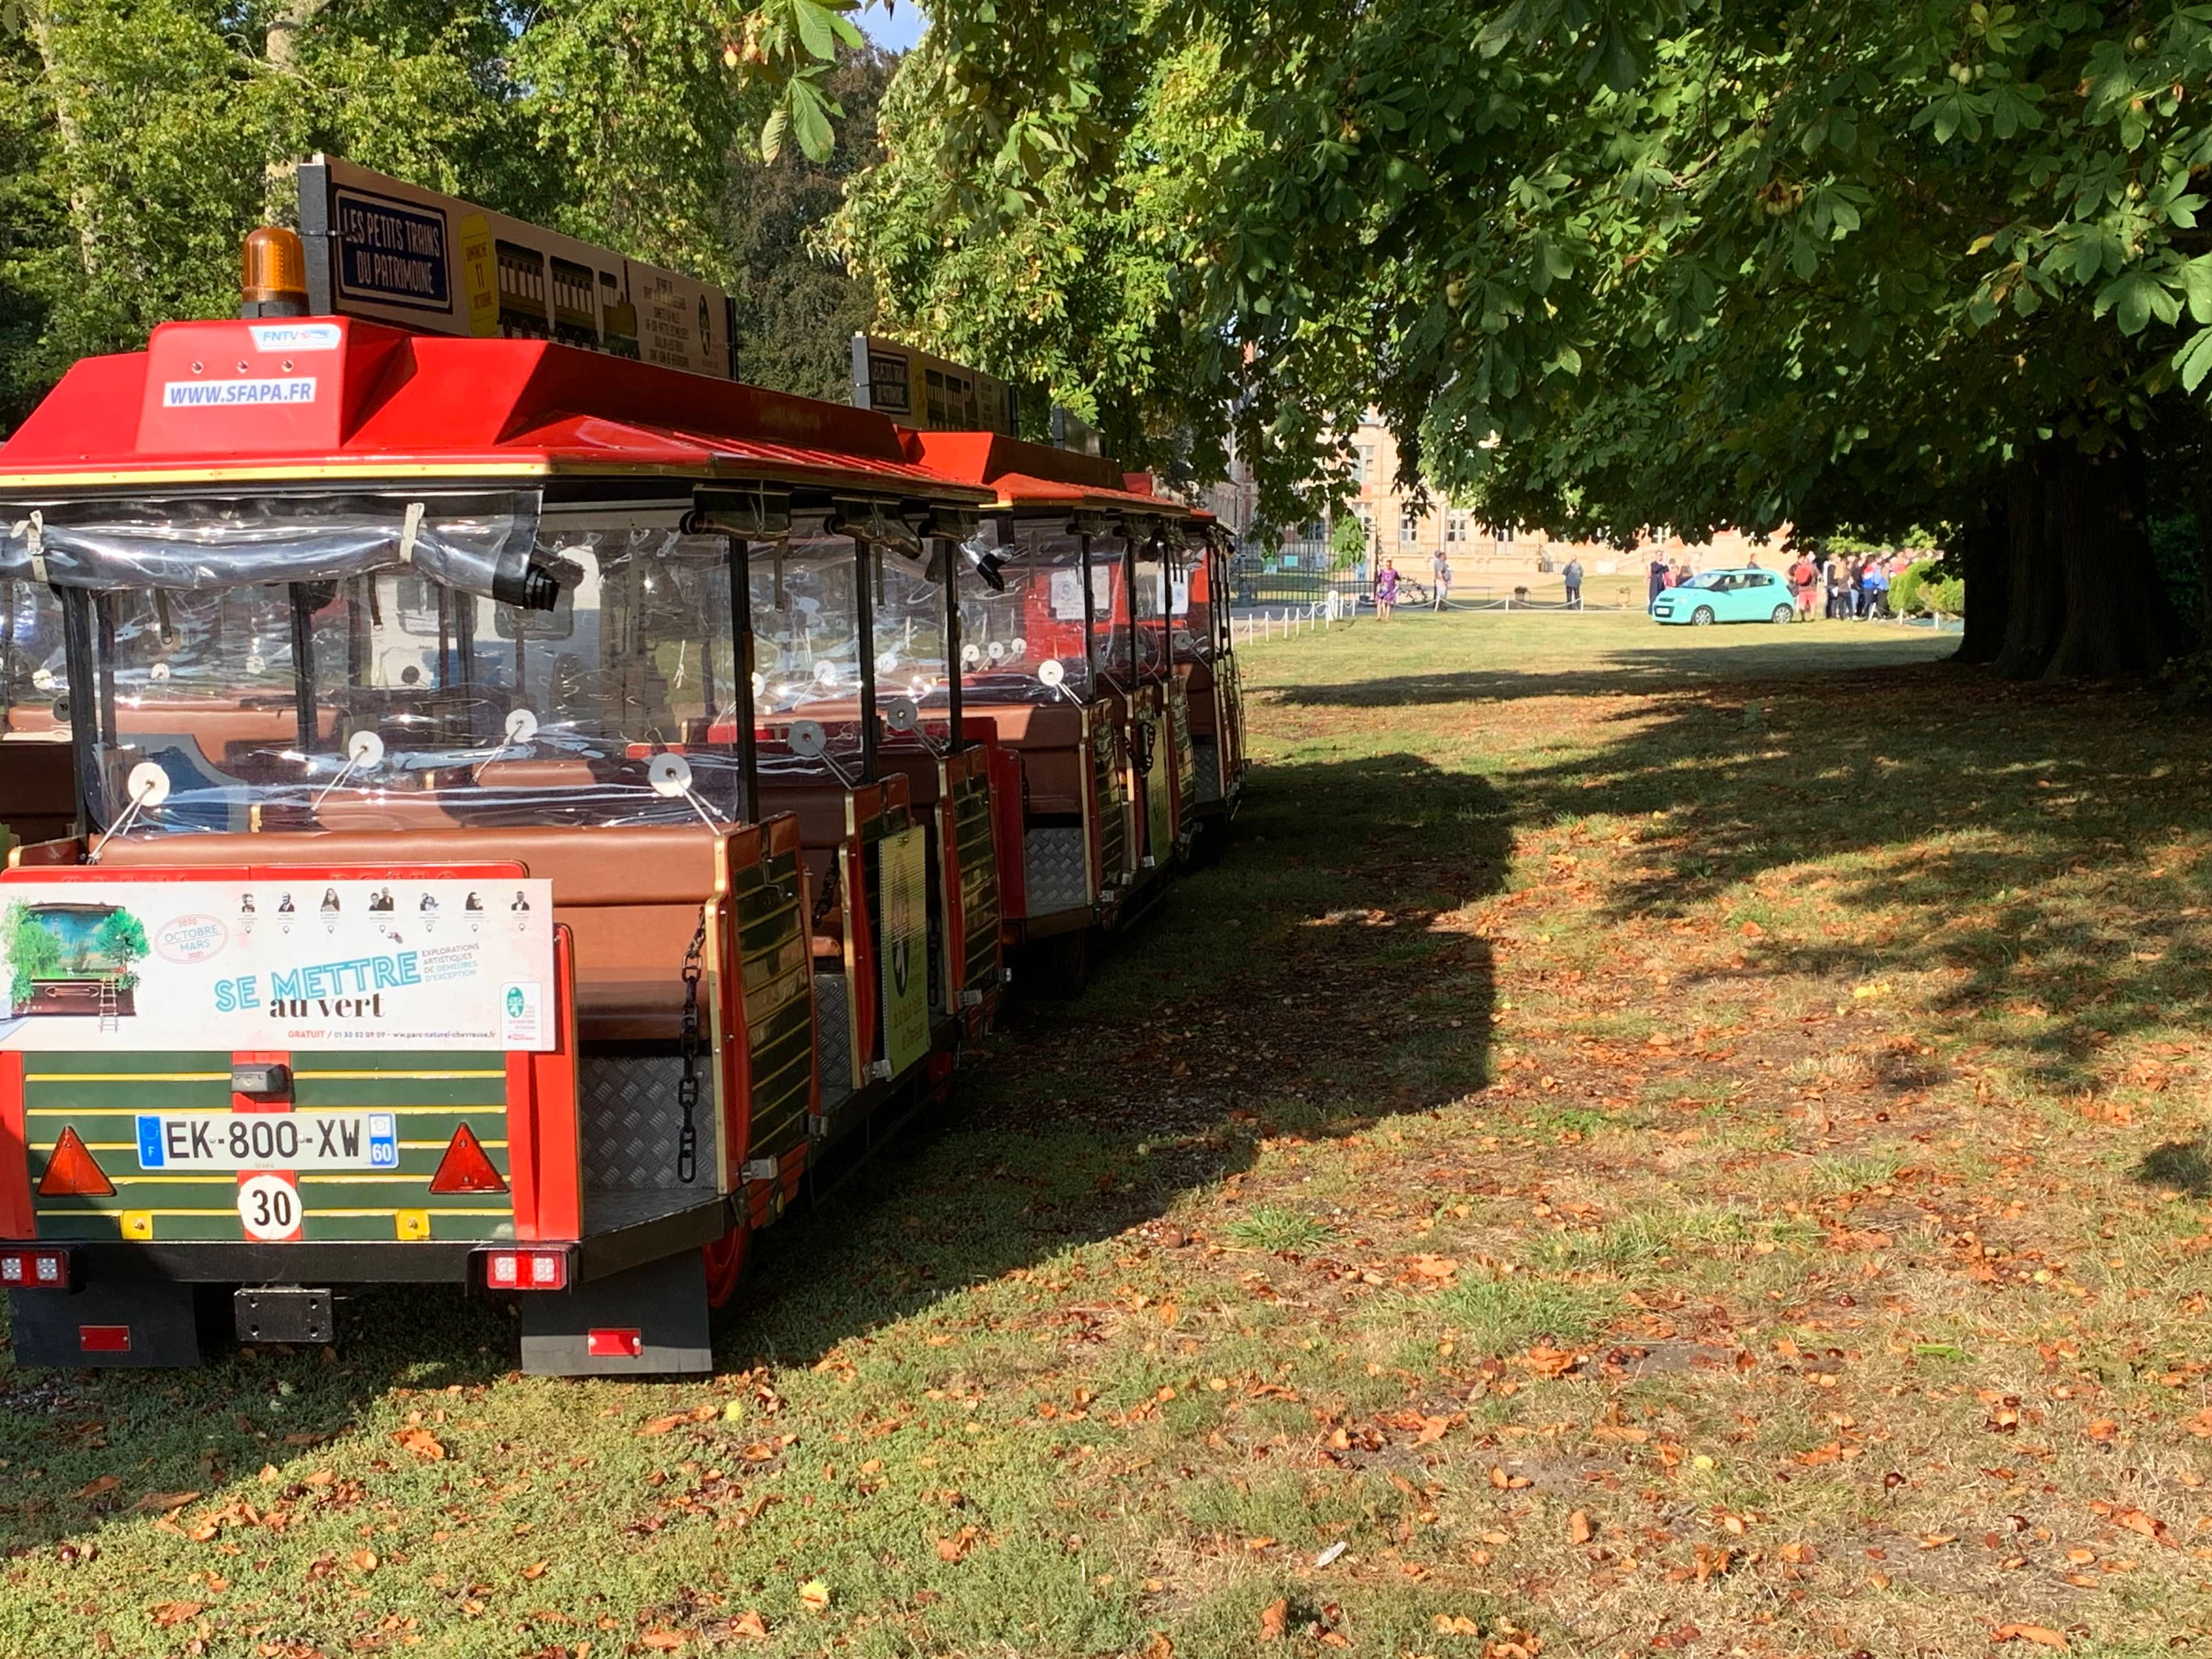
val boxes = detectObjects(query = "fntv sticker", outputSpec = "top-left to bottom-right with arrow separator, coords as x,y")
247,321 -> 342,353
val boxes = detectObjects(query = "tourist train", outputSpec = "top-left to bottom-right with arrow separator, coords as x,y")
0,168 -> 1244,1373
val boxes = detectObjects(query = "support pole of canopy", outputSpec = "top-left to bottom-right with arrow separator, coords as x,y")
942,537 -> 964,754
854,534 -> 878,783
728,537 -> 757,825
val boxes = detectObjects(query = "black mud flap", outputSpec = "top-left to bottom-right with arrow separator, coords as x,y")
7,1281 -> 225,1369
517,1251 -> 711,1377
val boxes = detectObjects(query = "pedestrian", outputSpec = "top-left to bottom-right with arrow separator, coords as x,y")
1862,557 -> 1891,619
1431,548 -> 1452,612
1648,554 -> 1669,609
1562,555 -> 1584,610
1823,551 -> 1850,619
1375,559 -> 1400,620
1672,560 -> 1692,589
1787,551 -> 1817,620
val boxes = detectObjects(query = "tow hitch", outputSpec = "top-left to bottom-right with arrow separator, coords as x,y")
235,1286 -> 335,1345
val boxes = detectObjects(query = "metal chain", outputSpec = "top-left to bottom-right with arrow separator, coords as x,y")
676,920 -> 704,1184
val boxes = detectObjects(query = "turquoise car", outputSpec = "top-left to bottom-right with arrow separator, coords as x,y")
1650,567 -> 1796,626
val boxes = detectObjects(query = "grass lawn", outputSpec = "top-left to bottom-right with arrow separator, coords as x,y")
10,609 -> 2212,1657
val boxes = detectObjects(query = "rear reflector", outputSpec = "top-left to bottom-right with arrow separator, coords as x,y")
0,1246 -> 75,1289
587,1328 -> 642,1358
78,1325 -> 130,1353
428,1123 -> 507,1195
36,1127 -> 115,1197
479,1246 -> 570,1291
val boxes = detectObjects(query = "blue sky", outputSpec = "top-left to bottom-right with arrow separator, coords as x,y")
858,1 -> 926,52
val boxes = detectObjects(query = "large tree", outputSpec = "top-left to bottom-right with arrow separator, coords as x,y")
0,0 -> 872,430
726,45 -> 897,400
840,0 -> 2212,676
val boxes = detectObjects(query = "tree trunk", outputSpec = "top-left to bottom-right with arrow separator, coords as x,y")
2040,435 -> 2179,679
260,0 -> 329,226
1992,453 -> 2063,680
22,1 -> 100,272
2183,400 -> 2212,653
1952,494 -> 2009,665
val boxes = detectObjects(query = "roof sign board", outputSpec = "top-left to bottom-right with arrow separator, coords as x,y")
299,156 -> 733,380
851,334 -> 1016,437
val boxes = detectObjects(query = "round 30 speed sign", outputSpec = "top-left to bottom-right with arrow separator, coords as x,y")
237,1173 -> 302,1241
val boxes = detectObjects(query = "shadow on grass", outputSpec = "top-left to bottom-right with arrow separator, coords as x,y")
0,749 -> 1507,1548
1271,640 -> 1972,708
0,1286 -> 513,1557
2134,1142 -> 2212,1197
725,749 -> 1507,1373
1479,653 -> 2211,1089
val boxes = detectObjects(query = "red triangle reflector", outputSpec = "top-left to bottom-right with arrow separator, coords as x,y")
428,1123 -> 507,1195
37,1126 -> 115,1197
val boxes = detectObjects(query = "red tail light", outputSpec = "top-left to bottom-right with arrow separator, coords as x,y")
37,1127 -> 114,1198
0,1246 -> 75,1289
428,1124 -> 507,1195
479,1246 -> 570,1291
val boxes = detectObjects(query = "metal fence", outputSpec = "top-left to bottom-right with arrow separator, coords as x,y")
1229,543 -> 1660,611
1224,599 -> 1964,649
1231,574 -> 1656,612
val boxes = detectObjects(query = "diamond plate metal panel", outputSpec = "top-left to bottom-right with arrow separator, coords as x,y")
1025,826 -> 1090,913
814,971 -> 853,1101
1193,740 -> 1222,805
579,1055 -> 719,1192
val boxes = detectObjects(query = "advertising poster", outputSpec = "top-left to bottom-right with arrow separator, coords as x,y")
876,827 -> 931,1075
1146,724 -> 1175,863
0,877 -> 555,1051
299,156 -> 730,379
850,334 -> 1016,436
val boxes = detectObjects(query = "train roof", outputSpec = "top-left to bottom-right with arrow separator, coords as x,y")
0,317 -> 994,506
907,431 -> 1191,520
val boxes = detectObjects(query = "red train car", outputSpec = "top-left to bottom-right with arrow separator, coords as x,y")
0,236 -> 1008,1374
0,197 -> 1243,1374
908,433 -> 1205,993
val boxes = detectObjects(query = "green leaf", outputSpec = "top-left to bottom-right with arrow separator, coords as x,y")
2180,255 -> 2212,325
791,0 -> 840,62
760,103 -> 791,164
789,76 -> 838,162
2177,328 -> 2212,393
2096,268 -> 2181,336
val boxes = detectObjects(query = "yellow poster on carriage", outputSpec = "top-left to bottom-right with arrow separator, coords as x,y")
878,826 -> 931,1075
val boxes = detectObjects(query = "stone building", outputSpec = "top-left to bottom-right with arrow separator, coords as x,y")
1342,414 -> 1773,580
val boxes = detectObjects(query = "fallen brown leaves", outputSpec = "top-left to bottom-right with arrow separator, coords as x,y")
1257,1598 -> 1289,1641
1991,1624 -> 2067,1648
392,1426 -> 445,1461
2090,1500 -> 2174,1548
1516,1344 -> 1584,1379
641,1404 -> 719,1436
